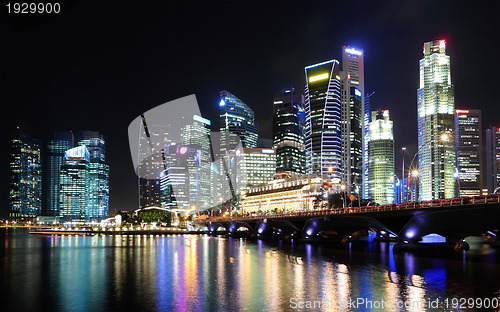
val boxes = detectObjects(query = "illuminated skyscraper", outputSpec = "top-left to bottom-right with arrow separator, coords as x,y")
180,115 -> 213,209
239,148 -> 276,190
9,128 -> 42,221
219,90 -> 259,150
304,59 -> 342,180
340,46 -> 365,197
59,145 -> 89,222
44,131 -> 74,216
417,40 -> 456,200
486,125 -> 500,193
219,91 -> 259,205
455,109 -> 482,196
368,110 -> 394,205
272,88 -> 306,174
78,131 -> 109,221
363,91 -> 374,199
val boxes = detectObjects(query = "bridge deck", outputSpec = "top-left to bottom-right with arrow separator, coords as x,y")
196,195 -> 500,223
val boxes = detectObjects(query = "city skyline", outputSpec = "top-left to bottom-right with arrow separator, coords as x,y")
2,1 -> 499,215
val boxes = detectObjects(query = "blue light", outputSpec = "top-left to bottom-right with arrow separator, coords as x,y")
304,59 -> 337,70
219,99 -> 225,106
306,229 -> 313,236
354,89 -> 361,97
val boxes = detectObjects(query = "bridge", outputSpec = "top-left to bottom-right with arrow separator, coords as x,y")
194,194 -> 500,250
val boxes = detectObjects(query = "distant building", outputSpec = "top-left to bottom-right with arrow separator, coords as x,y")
368,110 -> 394,205
78,131 -> 109,221
219,90 -> 259,150
455,109 -> 482,196
304,59 -> 342,180
417,40 -> 456,200
486,125 -> 500,193
239,148 -> 277,190
59,145 -> 90,222
272,88 -> 306,174
180,115 -> 213,209
44,131 -> 74,216
340,46 -> 365,198
9,128 -> 42,221
363,92 -> 374,199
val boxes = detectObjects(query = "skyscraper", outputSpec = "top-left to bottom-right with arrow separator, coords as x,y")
363,91 -> 374,200
219,91 -> 259,205
59,145 -> 89,222
368,110 -> 394,205
44,131 -> 74,216
486,125 -> 500,193
340,46 -> 365,197
219,90 -> 259,150
239,148 -> 277,190
9,128 -> 42,221
78,131 -> 109,221
180,115 -> 213,210
455,109 -> 482,196
272,88 -> 306,174
304,59 -> 342,180
417,40 -> 456,200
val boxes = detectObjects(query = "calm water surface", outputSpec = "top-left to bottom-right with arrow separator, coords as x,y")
1,228 -> 500,311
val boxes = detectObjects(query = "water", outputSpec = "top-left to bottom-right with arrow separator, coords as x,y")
1,228 -> 499,311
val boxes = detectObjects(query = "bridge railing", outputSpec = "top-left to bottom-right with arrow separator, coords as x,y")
196,194 -> 500,223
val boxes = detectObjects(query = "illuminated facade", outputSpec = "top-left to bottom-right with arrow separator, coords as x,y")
9,129 -> 42,220
272,88 -> 306,174
59,145 -> 90,222
486,125 -> 500,193
44,131 -> 74,216
368,110 -> 394,205
219,91 -> 259,205
417,40 -> 456,200
304,60 -> 342,180
180,115 -> 213,209
363,92 -> 374,199
455,109 -> 482,196
78,131 -> 109,221
340,46 -> 365,197
219,90 -> 259,149
239,148 -> 277,191
240,175 -> 324,214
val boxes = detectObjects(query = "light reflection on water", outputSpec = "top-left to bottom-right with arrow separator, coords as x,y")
1,228 -> 500,311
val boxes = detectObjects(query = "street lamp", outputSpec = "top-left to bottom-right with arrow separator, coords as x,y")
341,184 -> 346,208
406,133 -> 450,202
401,147 -> 406,204
454,167 -> 461,197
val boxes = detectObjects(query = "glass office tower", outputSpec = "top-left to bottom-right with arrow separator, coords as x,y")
44,131 -> 74,216
304,59 -> 342,180
59,145 -> 90,222
486,125 -> 500,193
180,115 -> 213,210
239,148 -> 277,190
455,109 -> 482,196
368,110 -> 394,205
78,131 -> 109,221
9,128 -> 42,221
272,88 -> 306,174
340,46 -> 365,197
417,40 -> 456,200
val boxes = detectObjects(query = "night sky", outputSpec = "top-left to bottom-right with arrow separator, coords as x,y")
1,0 -> 499,216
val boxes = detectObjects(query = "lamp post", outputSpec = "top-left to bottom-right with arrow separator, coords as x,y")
341,184 -> 346,208
401,147 -> 406,204
406,133 -> 450,202
454,167 -> 461,197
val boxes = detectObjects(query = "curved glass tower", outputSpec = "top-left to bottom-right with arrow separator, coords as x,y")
304,60 -> 342,180
417,40 -> 456,200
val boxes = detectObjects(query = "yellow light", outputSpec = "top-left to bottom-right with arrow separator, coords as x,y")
440,133 -> 449,141
412,170 -> 419,177
309,73 -> 329,82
